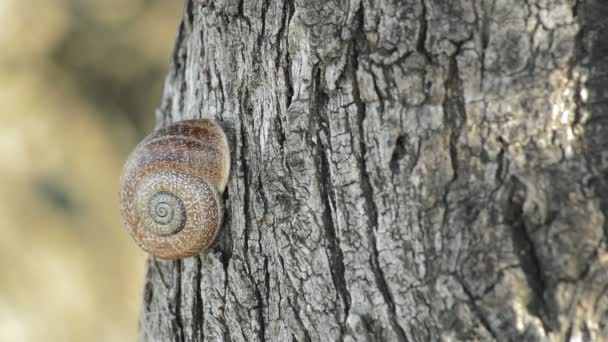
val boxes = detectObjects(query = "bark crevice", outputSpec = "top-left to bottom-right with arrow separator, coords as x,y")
352,33 -> 409,342
312,67 -> 351,329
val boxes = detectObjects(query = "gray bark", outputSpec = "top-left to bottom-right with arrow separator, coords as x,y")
139,0 -> 608,341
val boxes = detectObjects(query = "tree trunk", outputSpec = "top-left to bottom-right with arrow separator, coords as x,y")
138,0 -> 608,340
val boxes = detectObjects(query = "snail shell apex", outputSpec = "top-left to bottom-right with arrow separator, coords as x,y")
119,119 -> 230,259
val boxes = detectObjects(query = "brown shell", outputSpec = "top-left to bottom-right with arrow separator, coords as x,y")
119,119 -> 230,259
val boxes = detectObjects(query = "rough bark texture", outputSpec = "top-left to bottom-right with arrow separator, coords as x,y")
139,0 -> 608,341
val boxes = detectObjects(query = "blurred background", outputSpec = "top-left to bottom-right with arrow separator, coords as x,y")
0,0 -> 183,341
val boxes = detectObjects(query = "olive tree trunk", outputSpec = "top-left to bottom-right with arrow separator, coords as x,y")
139,0 -> 608,340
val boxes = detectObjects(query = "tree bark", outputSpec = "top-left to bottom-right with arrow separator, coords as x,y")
139,0 -> 608,341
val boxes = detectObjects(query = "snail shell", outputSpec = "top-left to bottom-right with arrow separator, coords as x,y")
119,119 -> 230,259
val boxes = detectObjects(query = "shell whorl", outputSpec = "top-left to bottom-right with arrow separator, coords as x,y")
146,190 -> 187,236
119,119 -> 230,259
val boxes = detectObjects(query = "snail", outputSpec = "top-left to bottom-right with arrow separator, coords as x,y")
119,119 -> 230,259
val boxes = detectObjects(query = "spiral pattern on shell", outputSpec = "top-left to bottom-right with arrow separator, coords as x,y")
119,119 -> 230,259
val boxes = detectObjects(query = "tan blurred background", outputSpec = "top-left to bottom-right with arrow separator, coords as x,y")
0,1 -> 183,341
